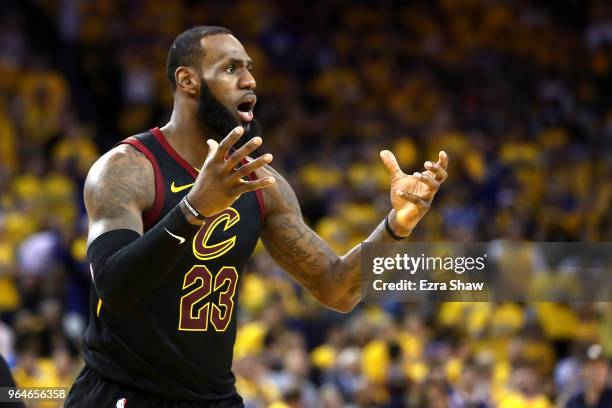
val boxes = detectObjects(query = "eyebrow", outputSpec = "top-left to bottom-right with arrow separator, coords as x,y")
224,57 -> 253,67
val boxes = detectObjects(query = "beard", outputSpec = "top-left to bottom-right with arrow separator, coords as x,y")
196,79 -> 260,149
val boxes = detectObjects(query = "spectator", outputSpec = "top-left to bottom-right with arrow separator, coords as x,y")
565,344 -> 612,408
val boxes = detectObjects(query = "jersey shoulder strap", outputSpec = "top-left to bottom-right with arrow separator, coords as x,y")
115,131 -> 165,229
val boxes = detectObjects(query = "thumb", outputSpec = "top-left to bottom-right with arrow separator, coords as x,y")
380,150 -> 403,180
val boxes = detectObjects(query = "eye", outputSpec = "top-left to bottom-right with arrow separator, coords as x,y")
225,65 -> 236,74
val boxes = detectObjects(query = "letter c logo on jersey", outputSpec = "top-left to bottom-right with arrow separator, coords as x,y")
192,207 -> 240,260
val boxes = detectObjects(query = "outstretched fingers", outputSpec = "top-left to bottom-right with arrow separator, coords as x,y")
412,171 -> 440,190
226,136 -> 263,170
215,126 -> 245,160
235,176 -> 276,194
424,159 -> 448,182
438,150 -> 449,170
234,154 -> 273,179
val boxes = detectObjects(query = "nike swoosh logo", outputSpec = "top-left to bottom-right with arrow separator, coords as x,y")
164,228 -> 185,244
170,181 -> 195,193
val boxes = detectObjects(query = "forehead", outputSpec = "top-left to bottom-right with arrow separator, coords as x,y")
200,34 -> 249,66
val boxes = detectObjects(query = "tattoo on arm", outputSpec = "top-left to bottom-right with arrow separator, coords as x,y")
84,144 -> 154,245
260,165 -> 400,311
270,219 -> 320,272
259,167 -> 360,309
264,215 -> 339,292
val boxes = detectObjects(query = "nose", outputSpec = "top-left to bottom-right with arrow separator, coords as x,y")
239,69 -> 256,91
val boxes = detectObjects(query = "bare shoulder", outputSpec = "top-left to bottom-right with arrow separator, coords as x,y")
252,163 -> 299,217
84,143 -> 155,242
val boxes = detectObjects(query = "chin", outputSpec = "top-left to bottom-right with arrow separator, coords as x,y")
240,122 -> 251,133
235,116 -> 260,139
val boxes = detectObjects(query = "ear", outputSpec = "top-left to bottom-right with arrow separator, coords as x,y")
175,66 -> 200,96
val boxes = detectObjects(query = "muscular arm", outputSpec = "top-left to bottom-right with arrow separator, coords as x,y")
85,144 -> 153,243
84,144 -> 200,314
259,166 -> 398,313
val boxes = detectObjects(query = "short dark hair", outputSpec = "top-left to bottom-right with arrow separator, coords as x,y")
166,26 -> 233,92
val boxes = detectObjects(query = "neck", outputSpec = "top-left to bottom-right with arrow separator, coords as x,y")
159,106 -> 215,170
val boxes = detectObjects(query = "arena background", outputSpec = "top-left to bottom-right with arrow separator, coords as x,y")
0,0 -> 611,407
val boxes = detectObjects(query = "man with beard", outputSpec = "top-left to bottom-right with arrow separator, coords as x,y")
64,26 -> 449,407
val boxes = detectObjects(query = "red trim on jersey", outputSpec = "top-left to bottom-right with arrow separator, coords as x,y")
150,127 -> 199,179
147,128 -> 265,221
120,138 -> 165,229
241,158 -> 266,221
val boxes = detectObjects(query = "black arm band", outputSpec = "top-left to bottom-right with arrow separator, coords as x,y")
385,214 -> 409,241
182,196 -> 205,221
87,204 -> 200,314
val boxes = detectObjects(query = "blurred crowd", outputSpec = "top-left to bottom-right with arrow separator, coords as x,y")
0,0 -> 611,407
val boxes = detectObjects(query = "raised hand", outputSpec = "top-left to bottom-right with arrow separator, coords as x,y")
380,150 -> 449,235
186,126 -> 275,217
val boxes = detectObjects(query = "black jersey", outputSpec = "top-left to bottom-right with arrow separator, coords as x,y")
81,127 -> 265,402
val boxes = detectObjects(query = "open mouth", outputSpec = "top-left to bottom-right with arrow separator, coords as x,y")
236,96 -> 256,122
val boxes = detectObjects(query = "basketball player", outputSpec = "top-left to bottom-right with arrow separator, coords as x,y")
64,26 -> 448,407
